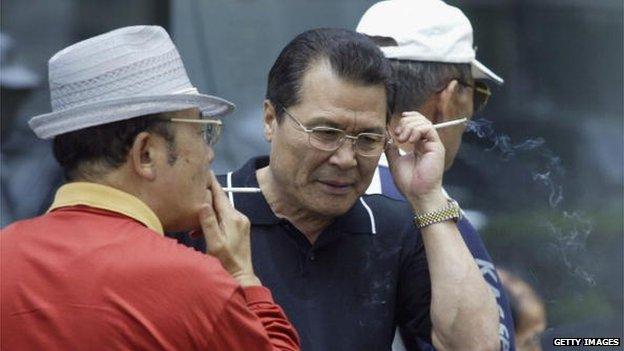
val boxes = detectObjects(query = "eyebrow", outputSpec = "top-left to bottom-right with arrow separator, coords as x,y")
305,116 -> 386,135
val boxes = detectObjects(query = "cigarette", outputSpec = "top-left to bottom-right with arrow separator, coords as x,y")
433,118 -> 467,129
222,187 -> 262,193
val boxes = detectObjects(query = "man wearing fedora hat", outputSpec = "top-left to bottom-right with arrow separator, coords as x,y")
357,0 -> 514,350
0,26 -> 300,350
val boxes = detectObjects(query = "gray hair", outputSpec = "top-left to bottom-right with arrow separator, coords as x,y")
367,36 -> 472,118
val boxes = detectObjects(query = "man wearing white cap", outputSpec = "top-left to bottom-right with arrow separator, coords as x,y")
0,26 -> 299,350
357,0 -> 514,350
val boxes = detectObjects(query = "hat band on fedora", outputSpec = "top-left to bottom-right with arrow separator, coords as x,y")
50,49 -> 191,112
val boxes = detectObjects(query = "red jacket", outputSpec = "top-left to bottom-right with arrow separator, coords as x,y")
1,183 -> 299,350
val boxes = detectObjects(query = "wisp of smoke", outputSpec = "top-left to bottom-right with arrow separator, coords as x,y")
466,118 -> 563,207
466,118 -> 594,285
546,211 -> 596,286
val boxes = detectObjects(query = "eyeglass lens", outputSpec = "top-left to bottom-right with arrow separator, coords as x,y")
308,129 -> 385,157
204,123 -> 221,146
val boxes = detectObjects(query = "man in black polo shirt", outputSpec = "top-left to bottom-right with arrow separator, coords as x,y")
173,28 -> 499,351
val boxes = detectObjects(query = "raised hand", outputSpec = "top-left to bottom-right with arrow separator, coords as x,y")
385,111 -> 447,212
199,172 -> 261,287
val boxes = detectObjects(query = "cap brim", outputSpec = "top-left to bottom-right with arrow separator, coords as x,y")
471,59 -> 504,85
28,93 -> 235,139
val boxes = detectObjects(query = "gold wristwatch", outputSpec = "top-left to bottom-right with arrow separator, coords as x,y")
413,198 -> 462,229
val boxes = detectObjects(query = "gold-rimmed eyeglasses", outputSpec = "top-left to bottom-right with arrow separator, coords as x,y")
280,107 -> 389,157
158,117 -> 222,146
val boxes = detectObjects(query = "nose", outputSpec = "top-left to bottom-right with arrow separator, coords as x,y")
328,138 -> 357,170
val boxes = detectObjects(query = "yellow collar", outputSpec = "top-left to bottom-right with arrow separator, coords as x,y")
48,182 -> 164,235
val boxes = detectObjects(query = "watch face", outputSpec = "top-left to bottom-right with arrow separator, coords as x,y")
454,208 -> 462,222
449,199 -> 462,222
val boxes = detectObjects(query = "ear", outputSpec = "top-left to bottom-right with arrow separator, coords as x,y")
417,97 -> 440,124
437,80 -> 460,123
128,131 -> 157,181
263,99 -> 278,142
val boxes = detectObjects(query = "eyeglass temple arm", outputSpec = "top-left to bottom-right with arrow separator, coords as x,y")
168,118 -> 222,125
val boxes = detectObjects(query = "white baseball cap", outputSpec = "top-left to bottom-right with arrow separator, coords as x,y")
356,0 -> 504,84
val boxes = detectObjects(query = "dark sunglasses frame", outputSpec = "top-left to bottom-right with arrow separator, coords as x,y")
455,79 -> 491,113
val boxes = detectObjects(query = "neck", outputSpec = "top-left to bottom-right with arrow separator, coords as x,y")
79,167 -> 158,217
92,169 -> 136,196
256,166 -> 332,244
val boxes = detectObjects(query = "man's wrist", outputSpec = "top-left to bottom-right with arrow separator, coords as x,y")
413,198 -> 461,229
408,190 -> 447,214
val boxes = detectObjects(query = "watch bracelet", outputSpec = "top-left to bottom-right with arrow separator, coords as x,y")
413,200 -> 459,229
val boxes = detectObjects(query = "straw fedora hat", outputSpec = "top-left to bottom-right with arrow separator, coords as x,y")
29,25 -> 235,139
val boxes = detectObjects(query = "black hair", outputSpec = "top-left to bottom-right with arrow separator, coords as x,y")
266,28 -> 393,122
367,35 -> 472,117
52,113 -> 176,181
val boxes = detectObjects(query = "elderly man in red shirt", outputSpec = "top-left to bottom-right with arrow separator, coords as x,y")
0,26 -> 299,351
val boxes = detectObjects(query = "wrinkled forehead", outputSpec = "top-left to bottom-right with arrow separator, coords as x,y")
295,60 -> 387,130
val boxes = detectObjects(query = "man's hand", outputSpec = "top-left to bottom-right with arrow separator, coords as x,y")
199,172 -> 261,287
387,113 -> 500,350
386,111 -> 447,212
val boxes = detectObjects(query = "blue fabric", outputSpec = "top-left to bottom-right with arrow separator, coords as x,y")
378,165 -> 516,351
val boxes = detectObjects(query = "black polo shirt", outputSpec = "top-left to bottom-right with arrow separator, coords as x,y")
170,156 -> 432,351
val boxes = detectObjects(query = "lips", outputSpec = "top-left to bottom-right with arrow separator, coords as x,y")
320,180 -> 354,187
317,179 -> 355,195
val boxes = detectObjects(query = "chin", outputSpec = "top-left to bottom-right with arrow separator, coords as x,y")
444,160 -> 454,171
444,151 -> 458,170
309,197 -> 357,217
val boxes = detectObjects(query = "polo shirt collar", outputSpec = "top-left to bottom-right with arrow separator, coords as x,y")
48,182 -> 164,235
229,156 -> 376,234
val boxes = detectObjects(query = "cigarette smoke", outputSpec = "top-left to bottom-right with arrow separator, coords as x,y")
546,211 -> 595,286
466,118 -> 595,285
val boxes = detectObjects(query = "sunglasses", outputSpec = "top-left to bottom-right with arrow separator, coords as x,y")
456,79 -> 491,113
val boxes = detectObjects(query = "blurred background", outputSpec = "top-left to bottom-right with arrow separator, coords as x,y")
1,0 -> 622,349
